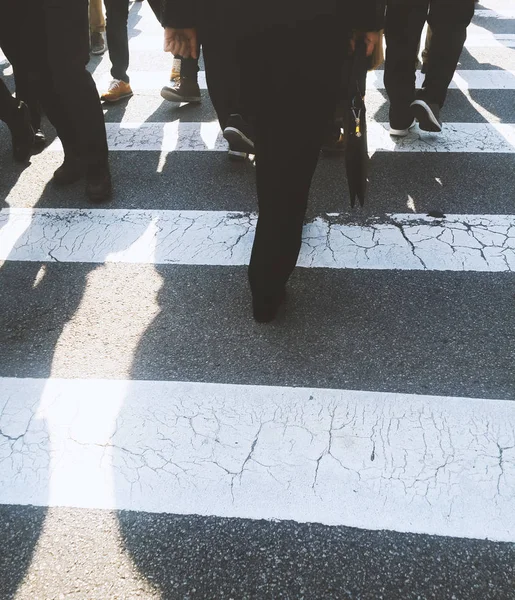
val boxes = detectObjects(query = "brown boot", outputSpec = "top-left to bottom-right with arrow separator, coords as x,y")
160,77 -> 201,103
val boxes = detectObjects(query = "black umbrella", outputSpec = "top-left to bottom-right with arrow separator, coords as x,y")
344,38 -> 369,208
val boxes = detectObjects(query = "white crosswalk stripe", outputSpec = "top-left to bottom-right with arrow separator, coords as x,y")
1,377 -> 514,542
1,2 -> 515,596
2,209 -> 515,271
41,121 -> 515,153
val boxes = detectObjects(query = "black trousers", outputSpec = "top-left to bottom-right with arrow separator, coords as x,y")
104,0 -> 131,82
106,0 -> 199,82
202,17 -> 348,297
249,19 -> 348,298
0,77 -> 16,123
201,30 -> 244,130
0,0 -> 108,169
384,0 -> 475,108
0,8 -> 41,129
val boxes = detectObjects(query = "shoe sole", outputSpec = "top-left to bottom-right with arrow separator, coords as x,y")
101,91 -> 134,103
228,149 -> 248,161
410,100 -> 442,133
160,88 -> 201,103
223,127 -> 255,154
91,48 -> 106,56
389,120 -> 416,137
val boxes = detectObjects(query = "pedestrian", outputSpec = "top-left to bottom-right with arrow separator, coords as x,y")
0,0 -> 112,201
101,0 -> 134,102
159,5 -> 252,159
101,0 -> 202,105
162,2 -> 385,322
90,0 -> 107,56
385,0 -> 475,136
0,78 -> 34,162
0,13 -> 46,148
146,0 -> 202,105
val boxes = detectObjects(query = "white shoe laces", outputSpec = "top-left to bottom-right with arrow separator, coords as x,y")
108,79 -> 124,91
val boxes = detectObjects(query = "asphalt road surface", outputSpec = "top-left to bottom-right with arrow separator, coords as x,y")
1,1 -> 514,599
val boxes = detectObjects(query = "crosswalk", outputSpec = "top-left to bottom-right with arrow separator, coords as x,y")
1,1 -> 515,598
42,121 -> 515,153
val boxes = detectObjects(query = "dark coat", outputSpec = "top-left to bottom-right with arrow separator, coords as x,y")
161,0 -> 385,33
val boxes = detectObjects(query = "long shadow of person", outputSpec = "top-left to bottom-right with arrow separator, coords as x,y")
111,255 -> 515,598
458,46 -> 515,124
0,148 -> 181,594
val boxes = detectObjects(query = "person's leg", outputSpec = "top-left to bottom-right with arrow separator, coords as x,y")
248,19 -> 347,319
41,0 -> 110,199
384,0 -> 429,134
160,54 -> 202,103
200,31 -> 243,130
104,0 -> 130,82
201,32 -> 254,158
89,0 -> 106,55
422,0 -> 475,107
89,0 -> 106,33
0,1 -> 42,132
0,77 -> 17,122
181,58 -> 199,80
0,78 -> 34,161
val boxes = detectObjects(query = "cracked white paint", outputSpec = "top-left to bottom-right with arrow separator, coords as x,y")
96,70 -> 515,92
1,208 -> 515,272
43,122 -> 515,153
0,377 -> 514,542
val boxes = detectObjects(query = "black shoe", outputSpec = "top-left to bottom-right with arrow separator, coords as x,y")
322,125 -> 346,154
389,104 -> 416,137
223,114 -> 255,158
53,157 -> 85,185
7,101 -> 34,162
410,99 -> 442,133
252,288 -> 286,323
34,129 -> 47,148
86,166 -> 112,203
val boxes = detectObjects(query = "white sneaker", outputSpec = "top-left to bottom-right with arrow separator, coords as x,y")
410,99 -> 442,133
390,119 -> 416,137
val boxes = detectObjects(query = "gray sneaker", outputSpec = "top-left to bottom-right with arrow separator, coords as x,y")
90,31 -> 106,56
410,99 -> 442,133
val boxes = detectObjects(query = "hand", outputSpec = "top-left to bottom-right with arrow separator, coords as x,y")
164,27 -> 198,59
363,31 -> 381,57
351,31 -> 381,57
